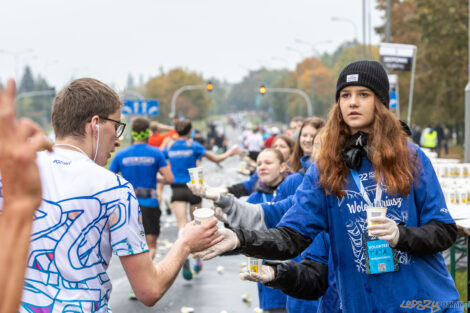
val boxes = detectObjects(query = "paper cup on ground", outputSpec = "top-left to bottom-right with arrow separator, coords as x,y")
193,208 -> 214,225
247,257 -> 262,274
366,207 -> 387,236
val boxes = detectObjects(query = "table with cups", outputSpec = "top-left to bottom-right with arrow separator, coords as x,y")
426,150 -> 470,303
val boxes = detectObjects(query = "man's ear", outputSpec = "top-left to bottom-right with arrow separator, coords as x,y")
89,115 -> 100,136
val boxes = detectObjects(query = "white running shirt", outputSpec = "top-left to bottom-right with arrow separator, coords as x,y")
1,149 -> 148,312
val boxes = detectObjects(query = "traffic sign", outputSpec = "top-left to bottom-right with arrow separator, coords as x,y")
122,99 -> 159,115
390,91 -> 397,109
388,74 -> 399,110
379,43 -> 416,71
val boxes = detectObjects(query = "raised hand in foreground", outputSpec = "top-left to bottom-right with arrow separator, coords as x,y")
0,78 -> 52,313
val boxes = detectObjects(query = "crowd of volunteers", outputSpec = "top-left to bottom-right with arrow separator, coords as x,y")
0,60 -> 463,313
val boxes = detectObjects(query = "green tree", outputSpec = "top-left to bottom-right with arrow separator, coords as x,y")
16,67 -> 54,128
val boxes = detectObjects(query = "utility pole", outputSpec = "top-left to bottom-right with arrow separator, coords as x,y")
386,0 -> 392,43
363,0 -> 366,58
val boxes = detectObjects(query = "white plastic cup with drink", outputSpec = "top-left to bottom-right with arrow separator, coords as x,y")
366,206 -> 388,236
247,257 -> 263,274
188,167 -> 204,185
193,208 -> 215,225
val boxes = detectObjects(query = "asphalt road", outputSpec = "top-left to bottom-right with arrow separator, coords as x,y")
108,124 -> 261,313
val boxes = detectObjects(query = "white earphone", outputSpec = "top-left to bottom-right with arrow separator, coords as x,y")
95,124 -> 99,130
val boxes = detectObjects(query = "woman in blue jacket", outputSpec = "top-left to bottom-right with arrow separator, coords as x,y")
226,135 -> 294,197
246,148 -> 289,313
194,60 -> 461,313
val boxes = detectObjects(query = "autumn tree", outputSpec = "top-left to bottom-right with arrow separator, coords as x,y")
145,68 -> 212,123
376,0 -> 468,141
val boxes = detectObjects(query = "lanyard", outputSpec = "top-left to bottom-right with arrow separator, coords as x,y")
262,193 -> 268,203
350,170 -> 383,207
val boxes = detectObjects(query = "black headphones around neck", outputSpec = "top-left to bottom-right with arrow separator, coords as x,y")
342,131 -> 369,171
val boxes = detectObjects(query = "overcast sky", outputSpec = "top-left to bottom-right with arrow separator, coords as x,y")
0,0 -> 384,90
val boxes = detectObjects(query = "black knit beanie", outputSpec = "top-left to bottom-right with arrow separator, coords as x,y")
335,60 -> 390,108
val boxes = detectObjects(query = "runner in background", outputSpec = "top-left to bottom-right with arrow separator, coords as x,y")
110,117 -> 173,260
163,119 -> 239,280
148,120 -> 178,214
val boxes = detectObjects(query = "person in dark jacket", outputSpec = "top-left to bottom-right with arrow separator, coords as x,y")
193,60 -> 460,313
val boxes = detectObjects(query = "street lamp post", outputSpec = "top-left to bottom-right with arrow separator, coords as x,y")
331,17 -> 359,59
465,0 -> 470,163
271,56 -> 289,68
294,39 -> 331,118
0,49 -> 33,80
170,85 -> 206,118
261,86 -> 313,116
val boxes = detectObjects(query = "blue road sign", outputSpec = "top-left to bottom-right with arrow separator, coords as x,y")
389,91 -> 397,109
122,99 -> 159,115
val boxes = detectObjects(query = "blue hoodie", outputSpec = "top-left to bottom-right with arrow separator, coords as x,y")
278,145 -> 460,313
261,155 -> 342,313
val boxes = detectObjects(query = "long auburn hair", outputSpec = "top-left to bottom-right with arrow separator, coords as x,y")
316,99 -> 418,197
289,117 -> 325,172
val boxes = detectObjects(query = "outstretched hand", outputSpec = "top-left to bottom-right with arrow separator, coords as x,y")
180,218 -> 223,253
193,227 -> 240,260
240,265 -> 275,284
0,79 -> 52,213
186,183 -> 225,202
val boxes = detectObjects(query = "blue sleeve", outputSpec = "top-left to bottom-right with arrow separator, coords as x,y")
274,173 -> 303,201
242,172 -> 259,194
301,232 -> 330,265
162,146 -> 169,159
193,141 -> 206,160
154,148 -> 167,169
413,147 -> 455,225
261,196 -> 294,229
277,164 -> 329,240
109,153 -> 121,173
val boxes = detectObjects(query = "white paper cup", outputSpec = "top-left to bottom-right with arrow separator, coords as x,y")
193,208 -> 214,225
247,257 -> 262,274
458,189 -> 468,205
188,167 -> 204,185
366,206 -> 387,236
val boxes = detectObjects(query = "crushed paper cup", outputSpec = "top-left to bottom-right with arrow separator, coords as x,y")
241,293 -> 252,304
181,307 -> 194,313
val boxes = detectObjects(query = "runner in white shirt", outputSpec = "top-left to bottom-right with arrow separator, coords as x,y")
243,127 -> 264,161
0,78 -> 221,313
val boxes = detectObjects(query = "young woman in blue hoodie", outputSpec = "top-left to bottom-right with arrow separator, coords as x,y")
246,148 -> 289,313
194,60 -> 461,313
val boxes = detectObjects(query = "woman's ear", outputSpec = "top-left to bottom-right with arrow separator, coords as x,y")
280,162 -> 288,173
